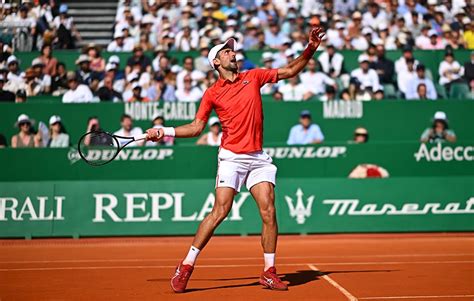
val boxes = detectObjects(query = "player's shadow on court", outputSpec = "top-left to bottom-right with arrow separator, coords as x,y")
148,269 -> 394,293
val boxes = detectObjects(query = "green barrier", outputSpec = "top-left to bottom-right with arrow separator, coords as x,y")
0,143 -> 473,182
1,100 -> 473,145
0,177 -> 472,238
15,50 -> 472,82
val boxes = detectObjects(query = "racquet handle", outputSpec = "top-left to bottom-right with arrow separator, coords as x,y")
134,133 -> 148,141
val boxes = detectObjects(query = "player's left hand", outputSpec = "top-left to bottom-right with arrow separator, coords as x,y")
308,26 -> 326,51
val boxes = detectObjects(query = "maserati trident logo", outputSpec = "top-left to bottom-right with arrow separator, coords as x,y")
285,188 -> 314,224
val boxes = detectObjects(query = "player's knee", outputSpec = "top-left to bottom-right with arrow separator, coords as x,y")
260,205 -> 276,225
212,204 -> 231,223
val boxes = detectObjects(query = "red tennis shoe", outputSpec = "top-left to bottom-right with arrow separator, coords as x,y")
259,267 -> 288,291
170,262 -> 194,293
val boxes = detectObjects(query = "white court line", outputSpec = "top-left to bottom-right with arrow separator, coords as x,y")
359,295 -> 474,300
1,253 -> 472,264
0,260 -> 473,272
308,264 -> 358,301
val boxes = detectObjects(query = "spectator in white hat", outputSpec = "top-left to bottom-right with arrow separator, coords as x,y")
48,115 -> 69,148
350,54 -> 381,95
420,111 -> 456,143
11,114 -> 41,148
196,116 -> 222,146
31,57 -> 51,94
6,55 -> 23,85
107,31 -> 127,52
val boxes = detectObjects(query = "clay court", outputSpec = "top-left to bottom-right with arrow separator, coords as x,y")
1,233 -> 473,301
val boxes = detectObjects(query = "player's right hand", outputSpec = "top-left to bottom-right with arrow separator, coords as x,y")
145,128 -> 164,142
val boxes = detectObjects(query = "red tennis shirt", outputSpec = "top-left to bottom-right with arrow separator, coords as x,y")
196,68 -> 279,154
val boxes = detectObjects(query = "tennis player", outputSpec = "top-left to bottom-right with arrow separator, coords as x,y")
146,27 -> 325,293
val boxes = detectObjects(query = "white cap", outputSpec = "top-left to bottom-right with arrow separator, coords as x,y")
127,72 -> 139,82
236,53 -> 244,61
434,111 -> 447,121
358,54 -> 370,63
428,29 -> 438,36
171,65 -> 182,73
75,54 -> 90,65
7,55 -> 18,65
113,31 -> 124,39
227,19 -> 237,27
262,52 -> 274,62
49,115 -> 61,125
373,38 -> 384,46
108,55 -> 120,64
132,82 -> 141,89
105,63 -> 116,72
378,23 -> 388,31
31,58 -> 44,67
17,114 -> 30,124
207,38 -> 236,69
427,0 -> 437,4
208,116 -> 220,127
141,15 -> 155,24
335,22 -> 345,29
362,27 -> 373,35
284,49 -> 294,57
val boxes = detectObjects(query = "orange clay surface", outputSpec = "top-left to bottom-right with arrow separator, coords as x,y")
1,233 -> 473,301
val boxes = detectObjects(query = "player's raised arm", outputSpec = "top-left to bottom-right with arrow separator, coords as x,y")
277,27 -> 326,80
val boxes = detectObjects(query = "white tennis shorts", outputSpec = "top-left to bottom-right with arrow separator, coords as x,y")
216,147 -> 277,192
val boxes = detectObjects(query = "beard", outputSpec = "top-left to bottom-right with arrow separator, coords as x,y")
222,62 -> 238,73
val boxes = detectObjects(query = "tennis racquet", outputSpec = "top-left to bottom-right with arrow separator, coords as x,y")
77,131 -> 151,166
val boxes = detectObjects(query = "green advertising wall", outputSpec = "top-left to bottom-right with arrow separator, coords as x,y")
0,177 -> 473,238
2,100 -> 474,146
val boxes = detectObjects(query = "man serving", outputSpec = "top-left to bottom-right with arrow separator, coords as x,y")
146,27 -> 325,293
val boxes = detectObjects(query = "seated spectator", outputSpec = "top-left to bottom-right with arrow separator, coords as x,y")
31,58 -> 51,94
196,117 -> 222,146
421,30 -> 446,50
362,3 -> 387,31
114,114 -> 144,147
0,74 -> 15,102
465,51 -> 474,93
174,23 -> 199,51
62,72 -> 95,103
319,85 -> 338,101
24,68 -> 42,97
264,22 -> 288,50
439,52 -> 465,90
75,54 -> 99,89
176,56 -> 205,91
300,58 -> 337,98
146,115 -> 174,146
127,83 -> 150,102
86,44 -> 105,73
374,88 -> 384,100
11,114 -> 41,148
107,31 -> 130,52
395,46 -> 419,75
353,127 -> 369,143
287,110 -> 324,145
260,52 -> 278,95
37,44 -> 57,77
350,54 -> 381,95
420,111 -> 456,143
5,55 -> 24,92
278,75 -> 308,101
146,75 -> 176,102
406,64 -> 437,100
96,73 -> 122,102
126,45 -> 152,76
318,44 -> 345,78
464,21 -> 474,49
47,115 -> 69,148
83,116 -> 112,146
15,89 -> 27,103
415,83 -> 429,100
397,58 -> 417,98
370,42 -> 395,85
53,4 -> 81,49
52,62 -> 68,96
12,4 -> 36,51
175,75 -> 203,102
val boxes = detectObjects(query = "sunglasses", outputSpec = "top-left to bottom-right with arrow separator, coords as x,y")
19,122 -> 30,126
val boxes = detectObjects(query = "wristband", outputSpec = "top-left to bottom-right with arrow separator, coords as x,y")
162,127 -> 175,137
303,46 -> 316,59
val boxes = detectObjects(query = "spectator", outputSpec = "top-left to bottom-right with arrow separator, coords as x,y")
362,3 -> 387,31
415,83 -> 429,100
278,75 -> 308,101
96,73 -> 122,102
264,22 -> 288,50
62,72 -> 95,103
24,68 -> 42,97
52,62 -> 68,95
37,44 -> 57,77
319,85 -> 338,101
53,4 -> 80,49
397,58 -> 417,98
174,23 -> 199,51
176,56 -> 205,92
421,30 -> 446,50
114,114 -> 144,147
350,54 -> 381,95
0,134 -> 7,148
395,46 -> 419,75
353,127 -> 369,143
127,83 -> 150,102
300,58 -> 337,98
420,111 -> 456,143
146,115 -> 174,146
464,52 -> 474,89
439,52 -> 465,89
31,58 -> 51,94
260,52 -> 279,95
196,117 -> 222,146
287,110 -> 324,145
75,54 -> 97,88
125,45 -> 152,76
195,46 -> 212,73
146,75 -> 176,102
47,115 -> 69,148
6,55 -> 23,92
107,31 -> 130,52
175,74 -> 203,102
371,42 -> 395,85
12,5 -> 36,51
11,114 -> 41,148
86,44 -> 105,73
0,74 -> 15,101
15,89 -> 27,103
318,44 -> 345,78
83,116 -> 112,146
406,64 -> 437,100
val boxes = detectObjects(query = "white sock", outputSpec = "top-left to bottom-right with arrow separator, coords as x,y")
264,253 -> 275,271
182,246 -> 200,266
